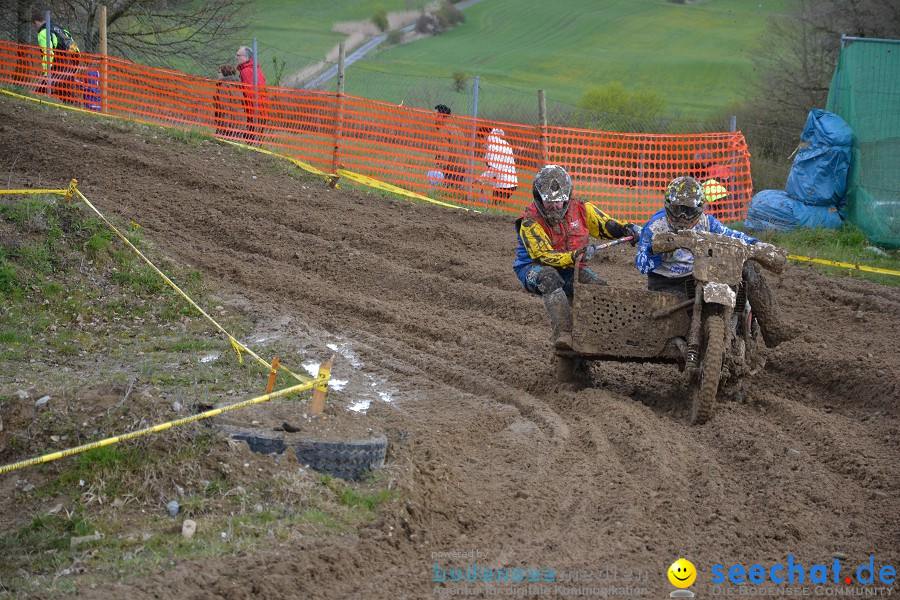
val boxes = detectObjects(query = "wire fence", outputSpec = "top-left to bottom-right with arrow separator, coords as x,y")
95,18 -> 800,197
268,46 -> 802,195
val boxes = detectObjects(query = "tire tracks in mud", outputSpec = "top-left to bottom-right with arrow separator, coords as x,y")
2,98 -> 898,599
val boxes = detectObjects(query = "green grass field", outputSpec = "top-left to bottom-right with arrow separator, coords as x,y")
249,0 -> 789,121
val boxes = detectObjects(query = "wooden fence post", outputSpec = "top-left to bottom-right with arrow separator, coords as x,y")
538,89 -> 548,165
310,355 -> 334,415
265,357 -> 279,394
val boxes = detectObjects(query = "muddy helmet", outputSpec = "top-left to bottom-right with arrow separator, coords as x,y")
533,165 -> 573,225
664,176 -> 705,230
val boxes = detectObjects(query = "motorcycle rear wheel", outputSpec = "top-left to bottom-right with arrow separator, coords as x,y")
692,315 -> 725,424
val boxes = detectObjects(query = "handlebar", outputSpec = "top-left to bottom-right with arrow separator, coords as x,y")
578,236 -> 634,260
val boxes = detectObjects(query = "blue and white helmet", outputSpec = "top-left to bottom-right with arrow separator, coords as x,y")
664,176 -> 705,230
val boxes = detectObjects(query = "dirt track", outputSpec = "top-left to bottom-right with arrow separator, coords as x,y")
1,97 -> 899,599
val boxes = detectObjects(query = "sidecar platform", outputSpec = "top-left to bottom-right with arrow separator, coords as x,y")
570,286 -> 691,360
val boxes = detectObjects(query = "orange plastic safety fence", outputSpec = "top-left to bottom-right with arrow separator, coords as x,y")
0,39 -> 752,222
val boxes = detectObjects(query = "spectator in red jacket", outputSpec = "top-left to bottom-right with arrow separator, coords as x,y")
235,46 -> 267,142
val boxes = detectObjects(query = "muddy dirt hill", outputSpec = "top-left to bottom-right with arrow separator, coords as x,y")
1,97 -> 898,599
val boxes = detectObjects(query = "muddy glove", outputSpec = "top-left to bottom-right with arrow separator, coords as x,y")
577,245 -> 596,261
623,223 -> 641,246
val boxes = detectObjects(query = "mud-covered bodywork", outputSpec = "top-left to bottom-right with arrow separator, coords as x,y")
564,230 -> 788,424
571,286 -> 689,359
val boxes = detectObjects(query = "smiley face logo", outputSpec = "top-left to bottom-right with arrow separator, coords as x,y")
668,558 -> 697,588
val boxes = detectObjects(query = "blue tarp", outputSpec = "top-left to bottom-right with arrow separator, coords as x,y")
784,109 -> 853,207
744,190 -> 844,232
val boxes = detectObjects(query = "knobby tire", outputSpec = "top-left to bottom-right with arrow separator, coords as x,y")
692,315 -> 725,424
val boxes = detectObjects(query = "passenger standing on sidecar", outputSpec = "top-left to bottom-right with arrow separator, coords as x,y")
634,176 -> 795,347
514,165 -> 640,351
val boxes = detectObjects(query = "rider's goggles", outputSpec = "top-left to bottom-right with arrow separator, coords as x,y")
668,204 -> 701,220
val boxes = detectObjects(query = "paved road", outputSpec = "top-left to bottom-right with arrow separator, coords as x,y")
302,0 -> 486,90
303,24 -> 416,90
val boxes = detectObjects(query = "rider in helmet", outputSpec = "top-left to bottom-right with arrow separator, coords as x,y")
514,165 -> 641,351
635,176 -> 794,347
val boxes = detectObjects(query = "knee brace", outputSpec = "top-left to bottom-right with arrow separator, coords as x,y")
536,267 -> 565,295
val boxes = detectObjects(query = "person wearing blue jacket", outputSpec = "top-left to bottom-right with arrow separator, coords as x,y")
635,176 -> 794,347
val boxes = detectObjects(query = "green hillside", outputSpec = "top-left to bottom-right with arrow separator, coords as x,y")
250,0 -> 788,121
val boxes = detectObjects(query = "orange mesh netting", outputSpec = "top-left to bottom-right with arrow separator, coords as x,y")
0,39 -> 752,222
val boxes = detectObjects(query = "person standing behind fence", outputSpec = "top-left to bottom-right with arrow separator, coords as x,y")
430,104 -> 466,191
32,11 -> 80,105
235,46 -> 267,142
214,63 -> 241,138
478,125 -> 518,205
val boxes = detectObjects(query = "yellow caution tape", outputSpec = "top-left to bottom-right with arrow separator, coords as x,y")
2,88 -> 472,213
788,254 -> 900,277
2,182 -> 312,384
315,357 -> 333,396
217,138 -> 329,177
1,87 -> 160,129
217,139 -> 469,211
0,377 -> 329,475
336,169 -> 466,210
64,178 -> 78,202
0,188 -> 68,195
229,336 -> 244,364
1,87 -> 112,118
69,184 -> 312,384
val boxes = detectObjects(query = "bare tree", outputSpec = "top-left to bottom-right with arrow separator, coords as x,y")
753,0 -> 900,121
0,0 -> 38,44
0,0 -> 253,75
752,1 -> 836,122
735,0 -> 900,190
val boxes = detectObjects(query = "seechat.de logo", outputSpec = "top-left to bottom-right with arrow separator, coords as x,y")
711,555 -> 896,586
669,558 -> 697,598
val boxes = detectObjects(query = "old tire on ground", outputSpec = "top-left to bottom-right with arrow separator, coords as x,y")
227,429 -> 286,455
294,435 -> 388,480
556,354 -> 580,383
224,426 -> 388,480
691,315 -> 725,425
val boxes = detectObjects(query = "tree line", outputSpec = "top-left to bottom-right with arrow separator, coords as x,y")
0,0 -> 251,75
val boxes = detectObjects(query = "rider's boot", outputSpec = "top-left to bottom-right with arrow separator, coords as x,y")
544,288 -> 574,351
744,261 -> 797,348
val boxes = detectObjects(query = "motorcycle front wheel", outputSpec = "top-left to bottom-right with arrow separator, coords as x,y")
691,315 -> 725,424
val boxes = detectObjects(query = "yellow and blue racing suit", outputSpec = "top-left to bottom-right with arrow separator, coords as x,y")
514,198 -> 631,296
